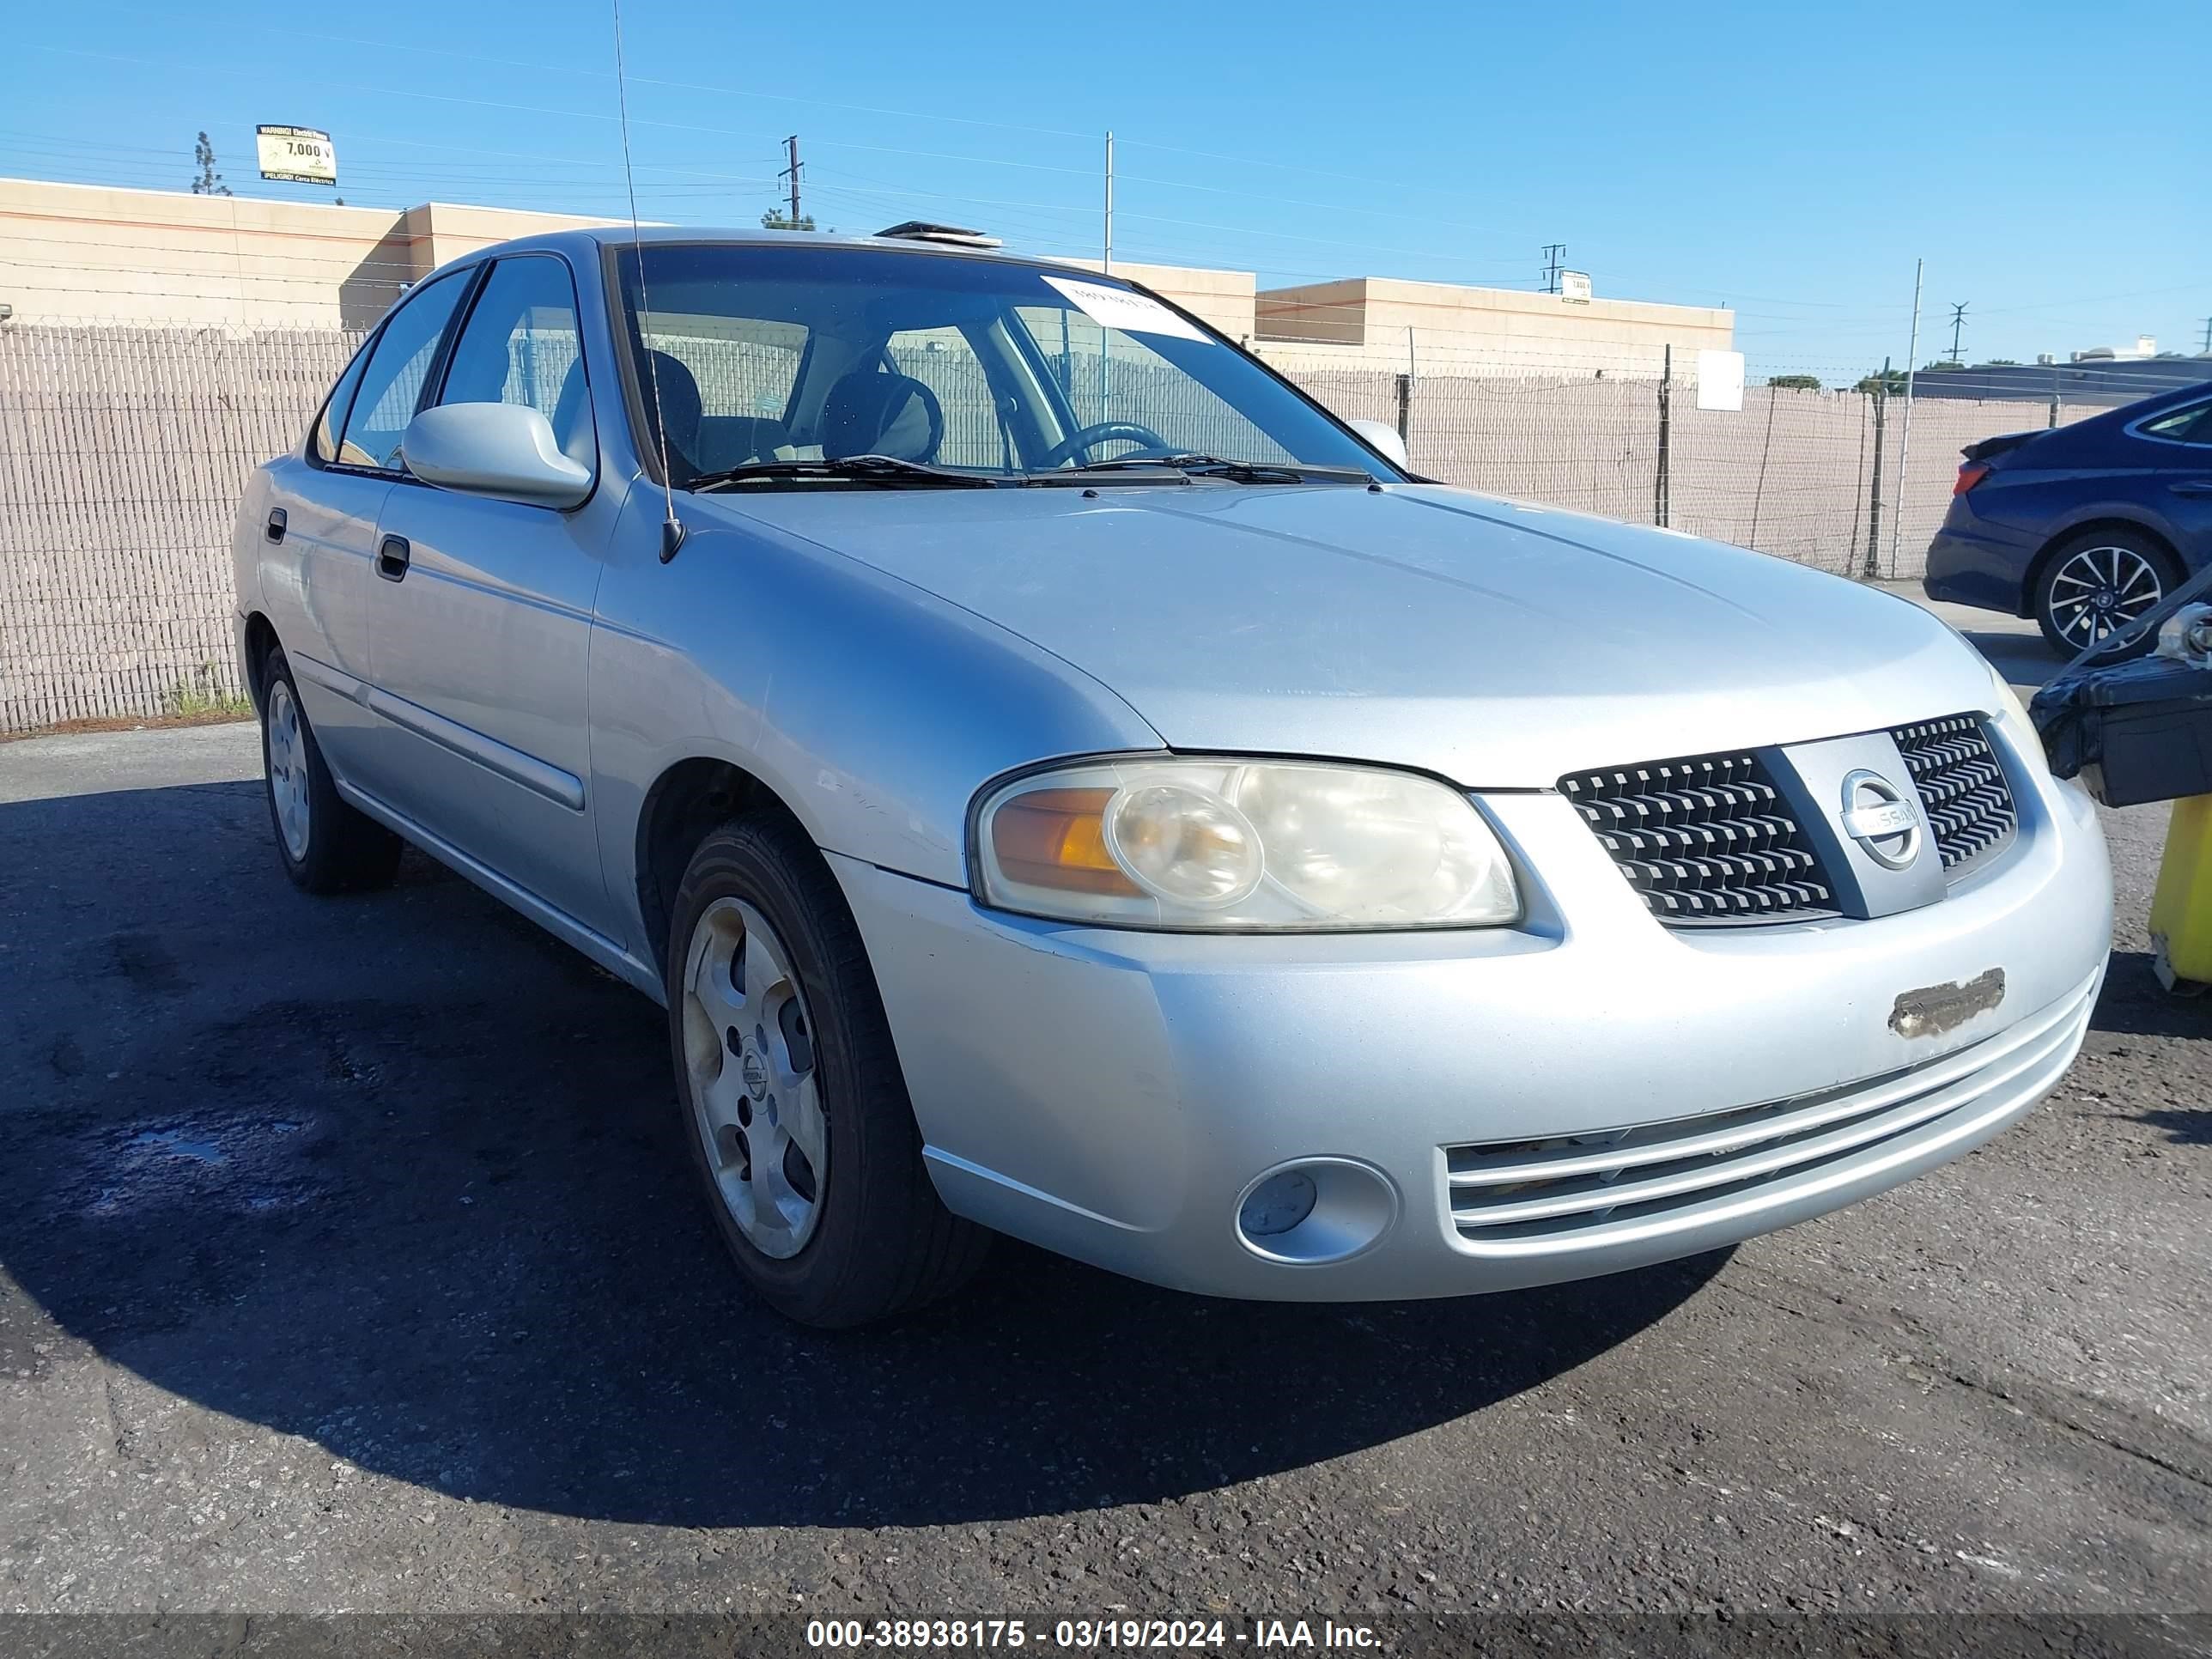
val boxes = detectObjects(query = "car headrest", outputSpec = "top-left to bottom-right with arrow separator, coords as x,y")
820,371 -> 944,463
644,349 -> 703,462
550,358 -> 595,470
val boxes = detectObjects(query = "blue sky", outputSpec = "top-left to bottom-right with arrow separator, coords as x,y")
5,0 -> 2206,374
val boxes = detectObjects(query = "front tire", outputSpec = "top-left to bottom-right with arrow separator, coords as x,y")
665,817 -> 988,1327
2033,530 -> 2179,656
260,647 -> 403,894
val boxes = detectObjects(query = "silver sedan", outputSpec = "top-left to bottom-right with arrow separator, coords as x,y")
231,227 -> 2112,1326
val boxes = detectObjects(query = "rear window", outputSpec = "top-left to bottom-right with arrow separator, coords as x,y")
309,339 -> 373,465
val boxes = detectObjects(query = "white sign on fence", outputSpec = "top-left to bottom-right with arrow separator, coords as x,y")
256,125 -> 337,185
1696,349 -> 1746,411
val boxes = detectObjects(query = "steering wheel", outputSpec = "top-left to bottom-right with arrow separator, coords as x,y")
1039,421 -> 1170,469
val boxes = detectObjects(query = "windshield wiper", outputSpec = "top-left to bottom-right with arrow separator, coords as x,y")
1061,453 -> 1372,485
689,454 -> 1002,491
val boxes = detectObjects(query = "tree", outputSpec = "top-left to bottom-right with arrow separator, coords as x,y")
1978,358 -> 2021,368
191,131 -> 231,196
1921,360 -> 1966,373
760,210 -> 816,232
1854,367 -> 1907,396
1766,374 -> 1823,391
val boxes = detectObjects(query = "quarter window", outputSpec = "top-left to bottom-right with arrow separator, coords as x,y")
336,269 -> 471,472
438,255 -> 595,471
2142,401 -> 2212,445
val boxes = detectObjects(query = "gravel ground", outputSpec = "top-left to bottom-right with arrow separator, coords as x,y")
0,690 -> 2205,1627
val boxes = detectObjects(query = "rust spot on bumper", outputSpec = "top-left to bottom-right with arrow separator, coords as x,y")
1889,967 -> 2006,1040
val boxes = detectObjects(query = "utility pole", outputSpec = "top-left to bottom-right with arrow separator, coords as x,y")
2202,316 -> 2211,355
1655,343 -> 1673,528
1864,357 -> 1889,580
780,135 -> 802,228
1540,243 -> 1566,295
1947,301 -> 1968,364
1103,131 -> 1115,275
1888,257 -> 1923,579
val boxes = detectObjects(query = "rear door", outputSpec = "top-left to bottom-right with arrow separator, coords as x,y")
258,273 -> 467,775
356,252 -> 618,935
258,341 -> 384,772
2131,397 -> 2212,566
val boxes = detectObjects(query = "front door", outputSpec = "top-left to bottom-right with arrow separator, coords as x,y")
357,252 -> 619,938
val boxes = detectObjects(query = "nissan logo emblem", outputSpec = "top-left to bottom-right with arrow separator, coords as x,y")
1839,769 -> 1922,871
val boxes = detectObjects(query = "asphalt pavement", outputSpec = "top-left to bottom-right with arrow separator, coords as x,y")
0,629 -> 2206,1630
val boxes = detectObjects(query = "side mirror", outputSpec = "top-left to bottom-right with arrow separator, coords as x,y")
400,403 -> 592,509
1346,418 -> 1410,471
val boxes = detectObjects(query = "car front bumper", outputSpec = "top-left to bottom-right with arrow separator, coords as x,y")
832,718 -> 2112,1301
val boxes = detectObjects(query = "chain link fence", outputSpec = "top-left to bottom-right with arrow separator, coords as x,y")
0,321 -> 2090,732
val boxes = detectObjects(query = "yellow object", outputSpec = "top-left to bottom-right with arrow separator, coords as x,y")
2147,794 -> 2212,989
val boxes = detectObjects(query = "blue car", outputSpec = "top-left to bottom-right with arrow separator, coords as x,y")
1924,380 -> 2212,653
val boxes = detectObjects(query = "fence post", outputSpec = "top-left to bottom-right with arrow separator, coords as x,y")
1863,387 -> 1887,580
1654,343 -> 1672,527
2048,390 -> 2061,428
1395,373 -> 1412,450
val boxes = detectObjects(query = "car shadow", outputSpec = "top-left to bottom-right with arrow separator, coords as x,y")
2091,951 -> 2212,1041
0,779 -> 1725,1528
2136,1109 -> 2212,1145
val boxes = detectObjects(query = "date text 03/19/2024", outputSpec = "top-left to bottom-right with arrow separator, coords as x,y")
804,1620 -> 1382,1650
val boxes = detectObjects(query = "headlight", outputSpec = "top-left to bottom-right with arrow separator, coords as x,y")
1987,659 -> 2034,732
972,757 -> 1522,931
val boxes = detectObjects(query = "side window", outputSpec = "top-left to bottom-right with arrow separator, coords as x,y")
336,269 -> 471,471
437,255 -> 595,471
1012,305 -> 1293,465
2142,401 -> 2212,446
884,326 -> 1006,468
310,339 -> 373,465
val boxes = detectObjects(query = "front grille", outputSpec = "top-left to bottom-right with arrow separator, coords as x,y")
1443,970 -> 2096,1248
1890,714 -> 2017,877
1559,752 -> 1836,923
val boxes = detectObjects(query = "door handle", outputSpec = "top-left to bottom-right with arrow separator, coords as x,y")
375,534 -> 411,582
264,507 -> 287,544
2171,480 -> 2212,499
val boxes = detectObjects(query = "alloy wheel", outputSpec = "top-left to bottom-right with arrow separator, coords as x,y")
2046,544 -> 2164,649
679,897 -> 827,1259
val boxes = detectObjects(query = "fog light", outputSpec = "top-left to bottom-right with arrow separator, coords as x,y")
1232,1158 -> 1399,1264
1238,1170 -> 1319,1237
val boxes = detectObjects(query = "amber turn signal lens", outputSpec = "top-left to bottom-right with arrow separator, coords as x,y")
989,787 -> 1143,896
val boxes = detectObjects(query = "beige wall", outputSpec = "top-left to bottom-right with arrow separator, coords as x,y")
1255,276 -> 1735,380
0,179 -> 619,330
0,178 -> 1727,383
1044,256 -> 1258,339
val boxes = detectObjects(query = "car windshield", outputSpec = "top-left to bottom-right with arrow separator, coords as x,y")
611,241 -> 1391,487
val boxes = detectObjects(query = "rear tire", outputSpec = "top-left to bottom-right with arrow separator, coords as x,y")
665,816 -> 989,1328
2033,529 -> 2179,657
260,647 -> 403,894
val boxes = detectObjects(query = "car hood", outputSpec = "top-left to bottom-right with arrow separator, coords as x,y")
705,482 -> 1995,788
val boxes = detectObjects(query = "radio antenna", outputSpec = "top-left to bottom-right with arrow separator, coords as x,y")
612,0 -> 684,562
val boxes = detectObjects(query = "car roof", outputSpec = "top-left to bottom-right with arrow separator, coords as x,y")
441,224 -> 1095,275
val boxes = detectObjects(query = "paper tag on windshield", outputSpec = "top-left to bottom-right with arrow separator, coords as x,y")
1041,275 -> 1207,342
